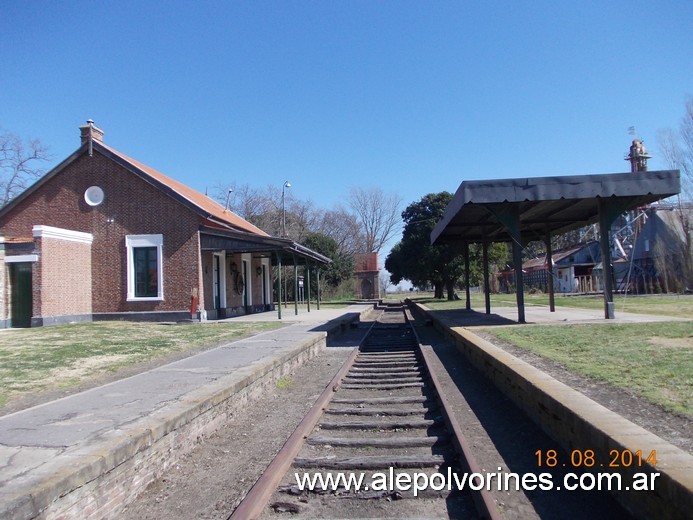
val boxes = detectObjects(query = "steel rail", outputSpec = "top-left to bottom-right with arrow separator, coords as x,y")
230,303 -> 501,519
405,304 -> 503,520
227,320 -> 376,520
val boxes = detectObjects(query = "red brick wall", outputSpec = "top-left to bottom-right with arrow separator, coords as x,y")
35,236 -> 92,318
354,252 -> 378,272
201,251 -> 214,311
0,151 -> 202,314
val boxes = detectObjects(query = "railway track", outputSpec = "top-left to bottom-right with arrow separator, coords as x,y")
230,302 -> 500,519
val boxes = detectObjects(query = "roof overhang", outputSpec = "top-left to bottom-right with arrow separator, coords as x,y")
431,170 -> 681,245
199,226 -> 331,266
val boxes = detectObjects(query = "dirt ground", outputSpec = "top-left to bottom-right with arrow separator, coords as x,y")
116,309 -> 691,519
119,327 -> 362,520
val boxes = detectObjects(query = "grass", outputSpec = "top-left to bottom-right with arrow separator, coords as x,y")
413,292 -> 693,318
405,292 -> 693,415
0,320 -> 283,409
480,321 -> 693,416
276,376 -> 292,389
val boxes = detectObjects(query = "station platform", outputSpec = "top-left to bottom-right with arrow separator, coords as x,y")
423,303 -> 691,327
0,303 -> 374,520
410,302 -> 692,520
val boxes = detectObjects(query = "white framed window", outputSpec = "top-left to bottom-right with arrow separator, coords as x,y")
126,234 -> 164,301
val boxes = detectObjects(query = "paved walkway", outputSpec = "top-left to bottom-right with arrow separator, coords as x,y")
427,304 -> 690,327
0,303 -> 373,518
221,303 -> 369,323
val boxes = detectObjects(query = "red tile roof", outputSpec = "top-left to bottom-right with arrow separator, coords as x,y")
99,142 -> 269,236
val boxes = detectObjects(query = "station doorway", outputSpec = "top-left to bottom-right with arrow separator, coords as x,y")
10,262 -> 32,327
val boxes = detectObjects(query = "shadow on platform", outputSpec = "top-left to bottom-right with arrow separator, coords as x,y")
425,308 -> 518,327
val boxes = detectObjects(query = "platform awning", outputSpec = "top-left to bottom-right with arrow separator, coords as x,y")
431,170 -> 680,245
430,170 -> 680,323
199,226 -> 331,266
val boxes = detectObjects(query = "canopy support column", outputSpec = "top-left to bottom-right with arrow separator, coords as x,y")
597,198 -> 631,319
482,238 -> 491,315
306,263 -> 311,312
463,242 -> 471,311
276,252 -> 283,320
316,268 -> 321,310
511,232 -> 525,323
294,255 -> 299,315
491,203 -> 525,323
545,227 -> 555,312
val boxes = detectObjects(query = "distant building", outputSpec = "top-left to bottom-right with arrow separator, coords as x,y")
519,241 -> 602,294
354,252 -> 380,300
616,205 -> 692,293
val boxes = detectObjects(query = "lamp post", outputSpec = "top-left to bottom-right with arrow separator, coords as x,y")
223,188 -> 233,212
281,181 -> 291,308
281,181 -> 291,238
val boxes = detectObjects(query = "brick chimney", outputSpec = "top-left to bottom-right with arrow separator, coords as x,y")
79,119 -> 104,145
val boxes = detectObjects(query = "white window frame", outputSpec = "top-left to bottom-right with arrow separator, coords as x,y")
126,234 -> 164,301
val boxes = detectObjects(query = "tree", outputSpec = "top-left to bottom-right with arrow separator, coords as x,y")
657,96 -> 693,289
378,270 -> 392,295
465,242 -> 510,288
385,192 -> 465,299
212,182 -> 270,223
658,95 -> 692,200
0,129 -> 51,206
386,192 -> 510,299
302,232 -> 354,292
212,182 -> 318,239
313,207 -> 367,256
348,186 -> 402,253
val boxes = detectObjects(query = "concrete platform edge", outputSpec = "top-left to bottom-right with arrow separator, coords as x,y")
0,309 -> 368,520
411,302 -> 693,520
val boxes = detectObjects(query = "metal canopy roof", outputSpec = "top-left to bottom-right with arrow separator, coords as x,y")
200,226 -> 331,266
431,170 -> 680,245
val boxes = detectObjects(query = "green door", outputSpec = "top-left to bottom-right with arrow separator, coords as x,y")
10,262 -> 33,328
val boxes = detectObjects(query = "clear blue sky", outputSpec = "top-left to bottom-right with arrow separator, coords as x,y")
2,1 -> 691,226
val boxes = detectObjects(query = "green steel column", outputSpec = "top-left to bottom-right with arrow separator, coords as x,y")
598,198 -> 615,319
463,242 -> 471,310
492,203 -> 525,324
306,263 -> 311,312
508,218 -> 526,323
277,253 -> 282,320
482,239 -> 491,315
545,227 -> 555,312
294,256 -> 299,315
317,268 -> 321,309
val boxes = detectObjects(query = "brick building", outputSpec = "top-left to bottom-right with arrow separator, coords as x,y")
0,122 -> 328,327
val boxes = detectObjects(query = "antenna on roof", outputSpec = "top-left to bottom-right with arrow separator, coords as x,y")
87,119 -> 94,157
224,188 -> 234,212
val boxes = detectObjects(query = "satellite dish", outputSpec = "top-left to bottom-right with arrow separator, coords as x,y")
84,186 -> 105,206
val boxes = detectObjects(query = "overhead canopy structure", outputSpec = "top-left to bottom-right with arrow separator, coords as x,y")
432,171 -> 680,244
200,225 -> 331,319
431,170 -> 681,322
200,225 -> 331,266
